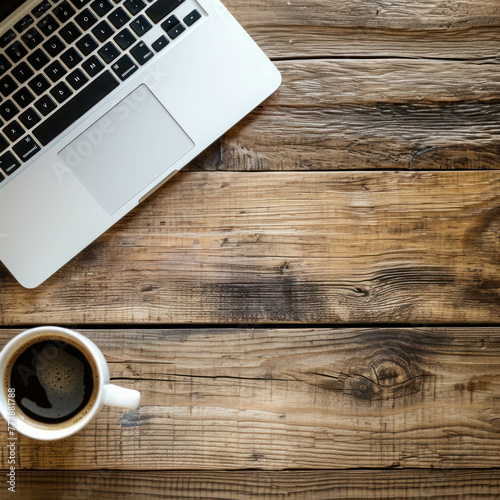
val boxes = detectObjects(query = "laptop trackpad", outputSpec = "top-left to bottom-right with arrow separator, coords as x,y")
58,85 -> 194,215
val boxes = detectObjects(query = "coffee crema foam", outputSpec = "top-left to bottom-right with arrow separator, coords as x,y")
4,334 -> 100,429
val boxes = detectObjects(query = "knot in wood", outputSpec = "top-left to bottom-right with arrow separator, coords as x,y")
371,360 -> 409,387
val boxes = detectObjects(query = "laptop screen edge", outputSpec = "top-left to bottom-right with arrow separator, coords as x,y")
0,0 -> 30,24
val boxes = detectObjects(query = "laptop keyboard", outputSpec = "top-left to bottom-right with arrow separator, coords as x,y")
0,0 -> 203,181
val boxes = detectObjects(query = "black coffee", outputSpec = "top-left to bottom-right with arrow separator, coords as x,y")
10,339 -> 95,424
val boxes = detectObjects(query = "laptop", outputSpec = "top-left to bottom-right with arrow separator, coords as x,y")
0,0 -> 281,288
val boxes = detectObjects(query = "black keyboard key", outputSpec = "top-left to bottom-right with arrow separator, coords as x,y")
130,15 -> 152,36
75,9 -> 98,30
29,74 -> 51,95
0,100 -> 19,121
152,35 -> 169,52
0,76 -> 18,98
0,151 -> 21,175
59,22 -> 82,44
61,47 -> 83,69
98,42 -> 120,63
111,54 -> 137,81
32,1 -> 52,18
108,7 -> 130,29
13,135 -> 41,163
35,94 -> 57,116
37,14 -> 60,36
130,41 -> 153,65
123,0 -> 146,15
167,23 -> 185,40
6,41 -> 28,64
3,121 -> 24,142
43,35 -> 66,57
91,0 -> 113,16
27,49 -> 49,71
69,0 -> 92,8
33,70 -> 119,146
51,81 -> 73,103
21,28 -> 44,49
66,68 -> 89,90
161,15 -> 178,31
0,55 -> 12,76
114,28 -> 135,49
14,15 -> 34,34
183,9 -> 201,27
76,34 -> 98,55
0,135 -> 8,153
0,30 -> 16,49
146,0 -> 184,24
81,55 -> 104,77
0,172 -> 4,182
44,60 -> 67,82
92,20 -> 115,42
13,87 -> 35,109
19,108 -> 42,129
53,1 -> 76,22
12,62 -> 34,84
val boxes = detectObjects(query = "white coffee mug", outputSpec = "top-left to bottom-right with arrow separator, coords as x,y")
0,326 -> 140,441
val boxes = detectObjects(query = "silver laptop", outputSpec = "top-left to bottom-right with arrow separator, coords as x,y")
0,0 -> 280,288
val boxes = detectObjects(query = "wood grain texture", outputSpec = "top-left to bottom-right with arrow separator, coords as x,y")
251,27 -> 500,60
229,0 -> 500,61
184,0 -> 500,173
215,59 -> 500,172
226,0 -> 500,33
1,171 -> 500,324
199,0 -> 500,173
0,0 -> 498,495
5,469 -> 500,499
1,327 -> 500,470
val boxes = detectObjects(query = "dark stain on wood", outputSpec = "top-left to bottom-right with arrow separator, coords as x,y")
409,145 -> 500,170
465,278 -> 500,309
462,205 -> 500,308
454,378 -> 491,403
204,275 -> 330,322
466,379 -> 490,393
250,451 -> 265,461
464,205 -> 500,262
121,411 -> 139,428
278,261 -> 290,273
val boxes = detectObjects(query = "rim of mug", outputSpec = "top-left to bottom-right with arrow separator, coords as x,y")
0,326 -> 105,441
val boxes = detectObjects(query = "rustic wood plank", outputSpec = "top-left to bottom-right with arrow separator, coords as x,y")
226,0 -> 500,32
213,59 -> 500,172
250,27 -> 500,60
5,469 -> 500,499
1,327 -> 500,469
1,171 -> 500,324
223,0 -> 500,59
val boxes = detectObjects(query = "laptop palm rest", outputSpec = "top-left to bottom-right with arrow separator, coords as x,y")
58,85 -> 194,215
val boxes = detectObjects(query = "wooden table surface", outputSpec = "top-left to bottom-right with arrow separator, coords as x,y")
1,0 -> 500,498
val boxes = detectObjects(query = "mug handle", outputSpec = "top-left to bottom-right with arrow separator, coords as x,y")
102,384 -> 141,410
